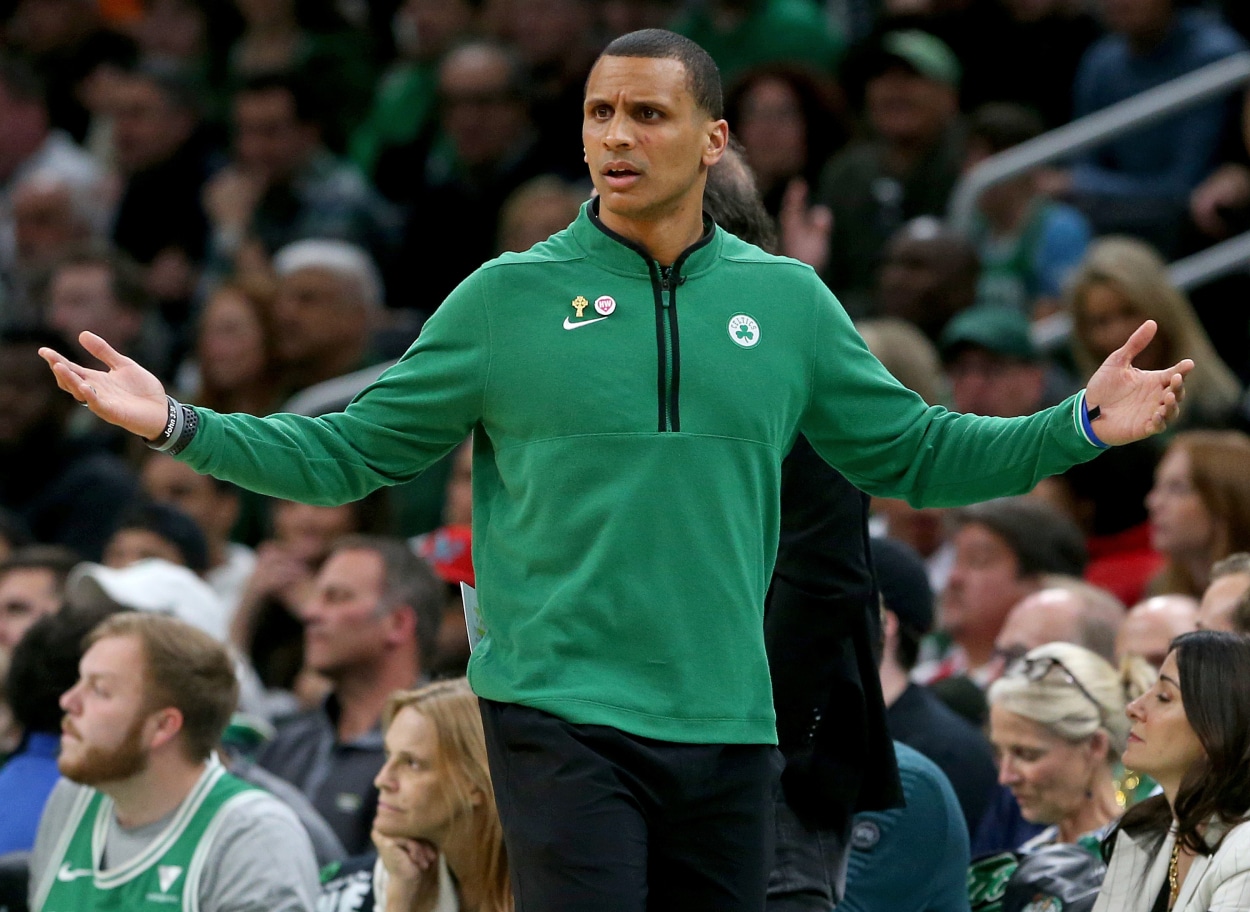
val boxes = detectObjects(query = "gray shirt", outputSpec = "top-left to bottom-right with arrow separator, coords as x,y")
258,696 -> 385,856
29,775 -> 320,912
229,757 -> 347,867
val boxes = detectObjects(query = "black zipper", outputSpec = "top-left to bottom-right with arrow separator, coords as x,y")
651,258 -> 694,432
659,265 -> 682,432
650,262 -> 668,432
587,201 -> 709,434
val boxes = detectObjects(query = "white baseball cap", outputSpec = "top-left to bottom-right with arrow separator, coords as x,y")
67,558 -> 230,643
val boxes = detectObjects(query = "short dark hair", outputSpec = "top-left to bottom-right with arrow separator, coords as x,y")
702,137 -> 778,252
0,544 -> 80,592
1210,553 -> 1250,634
236,69 -> 322,126
7,604 -> 121,733
123,58 -> 205,116
967,102 -> 1045,155
329,535 -> 442,671
0,326 -> 75,354
598,29 -> 723,119
0,510 -> 33,554
895,619 -> 925,671
52,243 -> 152,315
0,55 -> 46,106
441,39 -> 532,104
109,502 -> 210,573
952,498 -> 1088,578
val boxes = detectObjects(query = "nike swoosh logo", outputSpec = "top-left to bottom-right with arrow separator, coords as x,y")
563,316 -> 609,330
57,863 -> 94,882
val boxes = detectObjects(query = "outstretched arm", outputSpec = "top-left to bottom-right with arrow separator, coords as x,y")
1083,320 -> 1192,446
800,290 -> 1195,509
39,332 -> 169,440
39,276 -> 488,506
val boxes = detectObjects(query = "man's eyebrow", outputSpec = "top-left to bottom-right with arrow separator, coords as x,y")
584,95 -> 671,109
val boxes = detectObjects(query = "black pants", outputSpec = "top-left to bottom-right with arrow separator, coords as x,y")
766,792 -> 852,911
479,699 -> 781,912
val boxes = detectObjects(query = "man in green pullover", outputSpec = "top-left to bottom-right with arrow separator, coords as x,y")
43,29 -> 1190,912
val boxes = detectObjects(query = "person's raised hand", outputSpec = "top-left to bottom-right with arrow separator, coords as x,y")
39,332 -> 169,440
203,167 -> 264,233
1188,163 -> 1250,239
779,178 -> 832,273
373,829 -> 438,912
1084,320 -> 1193,445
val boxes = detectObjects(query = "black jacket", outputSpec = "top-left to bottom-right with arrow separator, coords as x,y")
766,434 -> 903,829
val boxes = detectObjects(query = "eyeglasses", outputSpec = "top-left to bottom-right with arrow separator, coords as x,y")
1008,655 -> 1105,724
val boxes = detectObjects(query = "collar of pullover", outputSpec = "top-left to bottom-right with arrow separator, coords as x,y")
571,197 -> 722,280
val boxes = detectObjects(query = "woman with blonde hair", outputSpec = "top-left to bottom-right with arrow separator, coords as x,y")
1067,237 -> 1242,431
1146,430 -> 1250,597
371,678 -> 511,912
988,642 -> 1157,852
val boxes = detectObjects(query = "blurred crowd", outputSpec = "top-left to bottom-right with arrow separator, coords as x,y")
2,0 -> 1250,910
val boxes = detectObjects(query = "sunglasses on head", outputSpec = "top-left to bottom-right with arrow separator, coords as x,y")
1008,654 -> 1105,723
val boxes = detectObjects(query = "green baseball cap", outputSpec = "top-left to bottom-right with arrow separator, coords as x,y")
877,30 -> 961,89
939,306 -> 1038,362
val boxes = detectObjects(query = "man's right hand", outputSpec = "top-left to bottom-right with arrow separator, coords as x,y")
39,332 -> 170,440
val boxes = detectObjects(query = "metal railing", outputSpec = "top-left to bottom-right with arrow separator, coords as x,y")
948,52 -> 1250,293
1169,231 -> 1250,290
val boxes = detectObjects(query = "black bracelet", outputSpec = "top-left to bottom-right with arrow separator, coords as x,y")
146,396 -> 199,455
169,405 -> 199,456
1087,405 -> 1101,422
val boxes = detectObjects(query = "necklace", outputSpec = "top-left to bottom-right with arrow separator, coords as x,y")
1168,840 -> 1181,909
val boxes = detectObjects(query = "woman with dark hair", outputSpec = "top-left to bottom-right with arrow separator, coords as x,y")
186,277 -> 283,417
1093,630 -> 1250,911
723,63 -> 850,219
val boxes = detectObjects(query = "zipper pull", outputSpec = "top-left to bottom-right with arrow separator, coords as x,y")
660,265 -> 672,290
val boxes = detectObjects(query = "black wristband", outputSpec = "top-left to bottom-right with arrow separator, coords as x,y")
153,396 -> 178,443
169,405 -> 199,456
1087,405 -> 1101,422
145,396 -> 199,455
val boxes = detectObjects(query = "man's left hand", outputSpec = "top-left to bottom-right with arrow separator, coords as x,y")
1084,320 -> 1193,446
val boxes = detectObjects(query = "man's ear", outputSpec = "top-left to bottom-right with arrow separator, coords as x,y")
883,608 -> 900,641
703,119 -> 729,168
385,604 -> 417,648
147,706 -> 185,752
